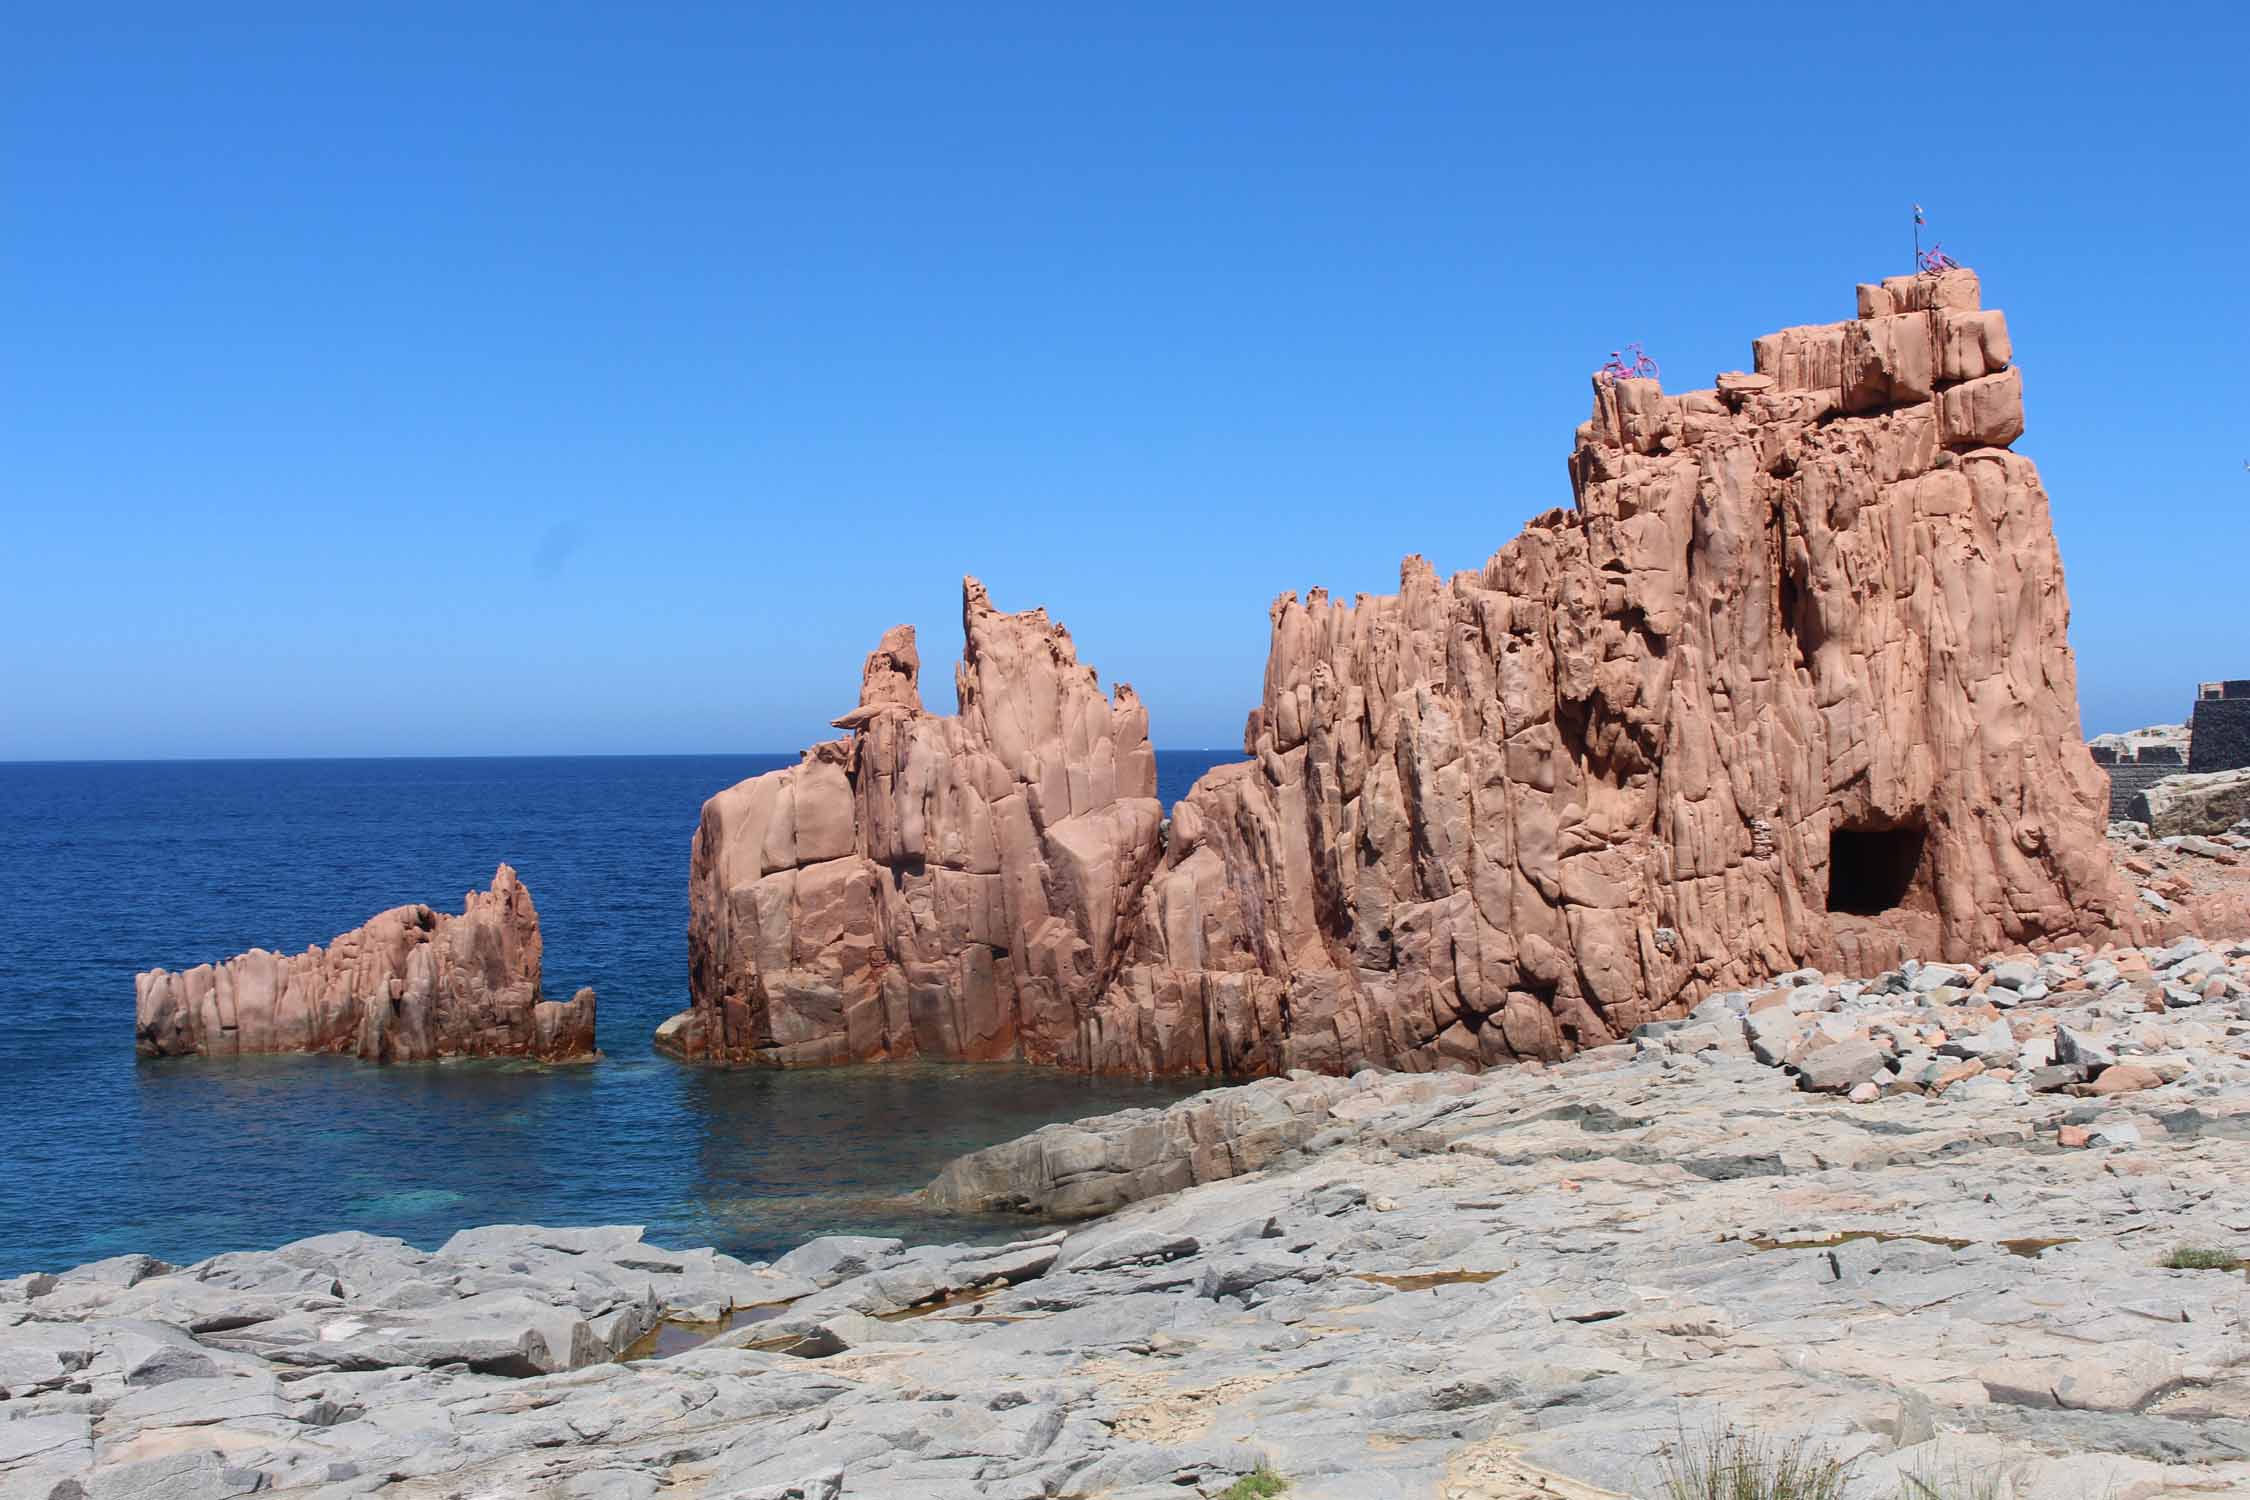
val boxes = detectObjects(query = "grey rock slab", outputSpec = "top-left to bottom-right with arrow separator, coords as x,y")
437,1223 -> 651,1260
764,1236 -> 904,1289
82,1447 -> 267,1500
56,1255 -> 173,1292
1055,1229 -> 1201,1275
0,1412 -> 93,1469
1795,1038 -> 1887,1093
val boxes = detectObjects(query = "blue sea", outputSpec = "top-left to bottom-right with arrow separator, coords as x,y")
0,752 -> 1239,1277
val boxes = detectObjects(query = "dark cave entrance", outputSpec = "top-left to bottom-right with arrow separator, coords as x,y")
1826,821 -> 1927,915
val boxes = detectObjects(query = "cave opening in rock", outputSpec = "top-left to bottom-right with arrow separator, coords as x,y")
1826,822 -> 1927,915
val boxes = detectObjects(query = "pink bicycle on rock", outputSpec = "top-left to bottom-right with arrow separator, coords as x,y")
1598,342 -> 1660,383
1916,243 -> 1959,275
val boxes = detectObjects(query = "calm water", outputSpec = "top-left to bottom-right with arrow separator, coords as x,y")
0,752 -> 1239,1277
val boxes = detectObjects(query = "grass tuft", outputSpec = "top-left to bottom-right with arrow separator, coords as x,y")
1658,1424 -> 1853,1500
1217,1465 -> 1289,1500
2162,1245 -> 2244,1271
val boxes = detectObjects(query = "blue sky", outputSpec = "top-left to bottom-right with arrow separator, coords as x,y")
5,3 -> 2244,759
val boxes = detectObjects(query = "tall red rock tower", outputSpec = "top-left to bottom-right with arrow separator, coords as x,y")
1088,268 -> 2136,1075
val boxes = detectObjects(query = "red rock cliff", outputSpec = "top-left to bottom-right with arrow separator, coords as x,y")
663,580 -> 1163,1065
1087,268 -> 2136,1075
135,865 -> 596,1063
670,268 -> 2136,1076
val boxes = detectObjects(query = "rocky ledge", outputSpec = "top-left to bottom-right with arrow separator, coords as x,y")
134,864 -> 597,1064
17,933 -> 2250,1499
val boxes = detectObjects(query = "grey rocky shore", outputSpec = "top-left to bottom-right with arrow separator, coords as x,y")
11,937 -> 2250,1500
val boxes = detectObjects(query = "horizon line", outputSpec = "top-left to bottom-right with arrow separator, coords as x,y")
0,748 -> 1251,769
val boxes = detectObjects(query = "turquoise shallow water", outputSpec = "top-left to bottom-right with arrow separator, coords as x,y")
0,753 -> 1235,1277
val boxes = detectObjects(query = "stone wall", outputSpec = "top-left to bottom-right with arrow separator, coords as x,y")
2190,682 -> 2250,775
2093,683 -> 2250,817
2103,762 -> 2184,822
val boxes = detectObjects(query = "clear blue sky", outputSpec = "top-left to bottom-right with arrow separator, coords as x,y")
5,3 -> 2244,759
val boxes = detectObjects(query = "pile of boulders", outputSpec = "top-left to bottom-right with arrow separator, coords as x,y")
2097,814 -> 2241,922
1633,936 -> 2250,1125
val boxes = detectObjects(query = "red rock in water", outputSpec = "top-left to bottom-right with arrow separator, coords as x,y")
663,579 -> 1162,1065
670,268 -> 2137,1076
135,865 -> 595,1063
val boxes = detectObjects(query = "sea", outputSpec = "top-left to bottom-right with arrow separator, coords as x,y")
0,752 -> 1240,1278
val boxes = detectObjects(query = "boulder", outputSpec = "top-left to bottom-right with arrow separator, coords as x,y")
2086,1064 -> 2161,1096
1796,1039 -> 1888,1094
2132,768 -> 2250,838
923,1075 -> 1350,1219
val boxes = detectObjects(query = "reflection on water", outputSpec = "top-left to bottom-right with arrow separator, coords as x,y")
23,1051 -> 1198,1275
671,1059 -> 1199,1257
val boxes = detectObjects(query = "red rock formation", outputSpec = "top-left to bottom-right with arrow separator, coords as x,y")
135,865 -> 596,1063
668,268 -> 2136,1078
1090,268 -> 2137,1075
661,580 -> 1162,1065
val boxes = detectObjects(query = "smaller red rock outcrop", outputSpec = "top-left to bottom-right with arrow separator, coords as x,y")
662,579 -> 1162,1067
134,865 -> 596,1063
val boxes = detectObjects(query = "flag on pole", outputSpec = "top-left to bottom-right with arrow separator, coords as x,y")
1914,204 -> 1925,224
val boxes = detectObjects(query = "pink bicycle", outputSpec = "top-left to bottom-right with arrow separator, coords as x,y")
1599,342 -> 1660,383
1916,244 -> 1958,275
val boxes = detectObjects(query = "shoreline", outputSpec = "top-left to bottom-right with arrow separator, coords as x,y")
10,934 -> 2250,1497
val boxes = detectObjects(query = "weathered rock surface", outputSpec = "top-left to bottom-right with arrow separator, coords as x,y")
22,933 -> 2250,1500
666,579 -> 1162,1066
2133,766 -> 2250,839
134,865 -> 596,1063
1094,267 -> 2135,1075
668,268 -> 2135,1079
